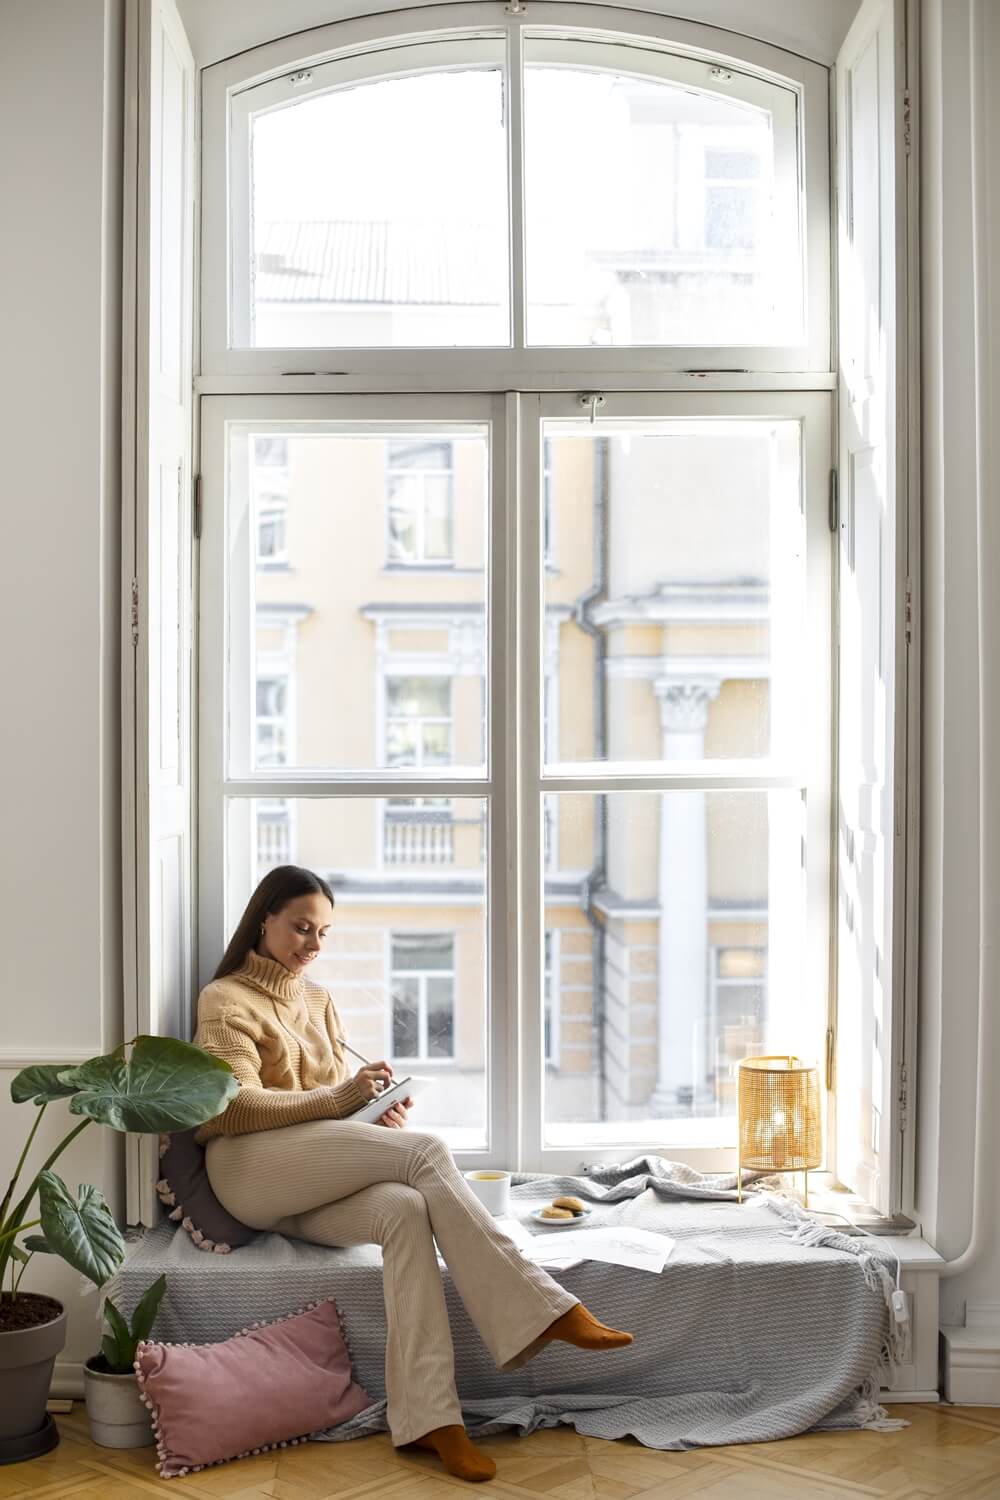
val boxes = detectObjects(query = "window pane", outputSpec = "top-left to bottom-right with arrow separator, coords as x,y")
226,798 -> 487,1148
542,790 -> 808,1146
392,933 -> 453,971
541,418 -> 804,766
524,38 -> 802,346
387,678 -> 451,718
249,46 -> 509,348
426,976 -> 456,1058
391,976 -> 420,1057
234,423 -> 488,775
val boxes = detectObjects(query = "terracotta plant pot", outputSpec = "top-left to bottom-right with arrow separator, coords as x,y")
0,1295 -> 66,1464
83,1357 -> 154,1448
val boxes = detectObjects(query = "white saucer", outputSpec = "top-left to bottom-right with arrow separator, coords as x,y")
529,1206 -> 592,1227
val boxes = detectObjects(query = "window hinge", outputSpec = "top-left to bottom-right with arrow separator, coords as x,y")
904,575 -> 913,645
898,1063 -> 909,1131
825,1026 -> 835,1091
828,467 -> 839,533
193,474 -> 203,541
903,87 -> 912,156
130,577 -> 139,649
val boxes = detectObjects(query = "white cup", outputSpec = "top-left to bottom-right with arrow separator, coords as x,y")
463,1169 -> 511,1216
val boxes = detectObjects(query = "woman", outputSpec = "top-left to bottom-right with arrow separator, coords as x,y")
195,865 -> 633,1484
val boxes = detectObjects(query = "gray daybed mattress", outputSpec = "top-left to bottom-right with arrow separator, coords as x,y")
107,1157 -> 904,1450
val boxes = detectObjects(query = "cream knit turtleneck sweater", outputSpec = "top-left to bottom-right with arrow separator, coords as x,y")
193,950 -> 369,1142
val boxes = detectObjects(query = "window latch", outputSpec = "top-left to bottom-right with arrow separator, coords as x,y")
579,392 -> 605,425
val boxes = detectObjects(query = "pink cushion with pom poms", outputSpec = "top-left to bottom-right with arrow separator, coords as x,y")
134,1299 -> 370,1478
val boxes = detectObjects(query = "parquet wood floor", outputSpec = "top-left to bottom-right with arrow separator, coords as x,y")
2,1406 -> 1000,1500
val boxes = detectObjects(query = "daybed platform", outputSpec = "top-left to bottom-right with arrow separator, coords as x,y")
108,1159 -> 900,1450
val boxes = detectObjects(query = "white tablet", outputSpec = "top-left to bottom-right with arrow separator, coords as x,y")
348,1074 -> 430,1126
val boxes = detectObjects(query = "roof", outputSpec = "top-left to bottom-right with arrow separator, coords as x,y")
253,220 -> 505,307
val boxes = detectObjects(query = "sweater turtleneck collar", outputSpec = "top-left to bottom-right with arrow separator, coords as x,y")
237,948 -> 305,1005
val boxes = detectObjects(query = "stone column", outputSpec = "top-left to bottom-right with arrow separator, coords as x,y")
649,678 -> 720,1115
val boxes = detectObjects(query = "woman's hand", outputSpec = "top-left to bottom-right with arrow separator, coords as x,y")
352,1061 -> 394,1100
376,1095 -> 414,1129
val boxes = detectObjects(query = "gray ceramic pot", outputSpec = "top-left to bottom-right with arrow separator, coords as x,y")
83,1359 -> 154,1448
0,1298 -> 67,1460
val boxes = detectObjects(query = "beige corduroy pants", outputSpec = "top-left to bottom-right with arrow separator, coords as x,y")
206,1121 -> 578,1446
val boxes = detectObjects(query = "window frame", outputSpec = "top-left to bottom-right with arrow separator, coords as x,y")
199,2 -> 832,382
198,391 -> 508,1164
197,389 -> 831,1173
520,390 -> 832,1173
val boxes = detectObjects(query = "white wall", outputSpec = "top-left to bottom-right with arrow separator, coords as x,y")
176,0 -> 861,69
917,0 -> 1000,1327
0,0 -> 125,1386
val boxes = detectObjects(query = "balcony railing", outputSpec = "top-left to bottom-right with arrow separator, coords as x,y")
383,809 -> 455,866
256,809 -> 291,880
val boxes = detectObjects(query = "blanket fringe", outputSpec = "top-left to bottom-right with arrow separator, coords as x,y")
855,1371 -> 909,1432
761,1192 -> 909,1425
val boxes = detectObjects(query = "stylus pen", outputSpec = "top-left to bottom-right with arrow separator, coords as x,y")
336,1035 -> 393,1086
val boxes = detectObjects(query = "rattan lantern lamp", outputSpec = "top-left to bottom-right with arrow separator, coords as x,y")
737,1055 -> 821,1204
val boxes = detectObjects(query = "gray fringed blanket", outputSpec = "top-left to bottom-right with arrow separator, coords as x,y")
108,1156 -> 905,1450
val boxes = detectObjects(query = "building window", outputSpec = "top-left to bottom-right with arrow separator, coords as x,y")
544,930 -> 560,1067
255,675 -> 290,768
390,933 -> 456,1060
253,435 -> 289,565
386,440 -> 454,565
257,496 -> 288,563
254,667 -> 292,877
385,675 -> 452,767
708,945 -> 768,1114
256,801 -> 292,881
703,147 -> 761,252
542,437 -> 555,568
384,675 -> 454,864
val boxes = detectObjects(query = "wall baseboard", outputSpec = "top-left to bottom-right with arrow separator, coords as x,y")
51,1360 -> 86,1400
941,1326 -> 1000,1405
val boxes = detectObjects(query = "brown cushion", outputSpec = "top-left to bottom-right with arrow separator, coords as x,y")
156,1130 -> 257,1252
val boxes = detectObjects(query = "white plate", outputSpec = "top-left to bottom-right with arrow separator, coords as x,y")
529,1206 -> 593,1227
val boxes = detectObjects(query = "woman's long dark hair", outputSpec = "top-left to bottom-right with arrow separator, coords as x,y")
213,865 -> 336,980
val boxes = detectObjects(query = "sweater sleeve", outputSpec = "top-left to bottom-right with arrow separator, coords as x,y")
194,1010 -> 369,1141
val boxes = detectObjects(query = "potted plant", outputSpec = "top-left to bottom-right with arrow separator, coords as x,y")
0,1037 -> 237,1463
82,1275 -> 167,1448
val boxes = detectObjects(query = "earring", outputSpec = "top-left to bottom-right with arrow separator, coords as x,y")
260,923 -> 266,937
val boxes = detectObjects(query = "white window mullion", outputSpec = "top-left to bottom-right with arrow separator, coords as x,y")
506,17 -> 527,352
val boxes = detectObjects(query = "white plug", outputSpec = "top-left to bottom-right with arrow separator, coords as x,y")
891,1288 -> 910,1324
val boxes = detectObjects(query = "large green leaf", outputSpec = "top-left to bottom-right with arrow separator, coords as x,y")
37,1172 -> 125,1288
59,1036 -> 238,1133
11,1065 -> 82,1105
101,1298 -> 135,1373
129,1273 -> 167,1344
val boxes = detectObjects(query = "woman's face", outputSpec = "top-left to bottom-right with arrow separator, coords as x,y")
258,892 -> 333,974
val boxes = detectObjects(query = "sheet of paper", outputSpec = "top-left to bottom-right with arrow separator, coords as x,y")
495,1217 -> 536,1251
517,1225 -> 675,1274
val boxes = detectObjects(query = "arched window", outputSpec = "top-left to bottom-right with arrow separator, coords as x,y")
201,5 -> 829,374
